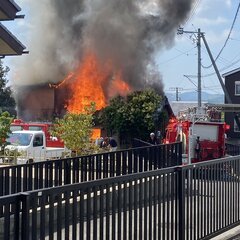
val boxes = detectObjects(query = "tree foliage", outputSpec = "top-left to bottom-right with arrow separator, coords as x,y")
0,111 -> 13,152
51,103 -> 98,156
0,60 -> 16,115
99,89 -> 166,142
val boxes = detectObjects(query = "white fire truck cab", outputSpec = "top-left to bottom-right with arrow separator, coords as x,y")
4,130 -> 71,164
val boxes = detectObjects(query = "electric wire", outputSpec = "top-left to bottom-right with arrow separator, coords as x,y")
183,0 -> 201,26
158,46 -> 197,65
202,1 -> 240,69
186,56 -> 240,78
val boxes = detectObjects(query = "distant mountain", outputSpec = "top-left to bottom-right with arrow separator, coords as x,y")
165,91 -> 224,104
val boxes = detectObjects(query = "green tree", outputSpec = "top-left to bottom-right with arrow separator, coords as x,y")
0,60 -> 16,115
99,89 -> 166,144
51,103 -> 98,156
0,111 -> 13,153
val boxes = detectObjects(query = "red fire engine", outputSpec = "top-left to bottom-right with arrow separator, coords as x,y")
10,119 -> 64,148
163,108 -> 230,164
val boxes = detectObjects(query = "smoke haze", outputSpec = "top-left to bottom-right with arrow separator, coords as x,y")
14,0 -> 194,90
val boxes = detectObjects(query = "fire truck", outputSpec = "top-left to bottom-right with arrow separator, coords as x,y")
10,119 -> 64,148
163,107 -> 230,164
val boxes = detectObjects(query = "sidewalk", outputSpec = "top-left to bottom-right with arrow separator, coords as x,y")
212,226 -> 240,240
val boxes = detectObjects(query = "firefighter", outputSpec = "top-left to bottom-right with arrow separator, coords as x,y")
195,136 -> 201,161
149,132 -> 157,145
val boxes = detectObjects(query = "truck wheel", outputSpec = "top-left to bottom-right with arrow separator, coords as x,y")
27,159 -> 34,164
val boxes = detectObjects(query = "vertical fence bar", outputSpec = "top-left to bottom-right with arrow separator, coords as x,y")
96,155 -> 101,180
128,150 -> 133,174
149,175 -> 153,240
129,180 -> 133,240
110,153 -> 114,178
21,193 -> 30,240
4,168 -> 9,195
17,167 -> 22,193
134,178 -> 138,240
116,152 -> 121,176
103,154 -> 108,179
134,149 -> 138,174
118,182 -> 122,240
106,185 -> 110,240
93,187 -> 98,240
87,189 -> 91,240
79,190 -> 84,240
100,186 -> 104,240
139,178 -> 143,240
40,193 -> 46,240
72,190 -> 77,239
162,173 -> 166,239
153,175 -> 157,240
57,193 -> 62,240
122,152 -> 127,176
49,194 -> 55,240
166,172 -> 170,240
143,177 -> 148,239
123,181 -> 127,240
170,171 -> 174,240
65,191 -> 70,239
112,184 -> 116,240
158,172 -> 162,240
178,167 -> 185,240
4,203 -> 10,240
0,169 -> 3,196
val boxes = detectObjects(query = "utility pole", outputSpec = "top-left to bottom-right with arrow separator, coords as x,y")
170,87 -> 183,101
197,29 -> 201,108
201,33 -> 240,129
178,27 -> 240,129
177,27 -> 203,109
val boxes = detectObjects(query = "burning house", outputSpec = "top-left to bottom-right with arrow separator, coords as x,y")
14,0 -> 194,120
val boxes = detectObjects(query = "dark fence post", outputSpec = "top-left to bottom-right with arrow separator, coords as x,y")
178,166 -> 185,240
178,142 -> 183,165
21,193 -> 30,240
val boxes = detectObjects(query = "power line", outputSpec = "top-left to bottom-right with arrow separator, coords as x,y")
202,2 -> 240,69
158,46 -> 196,65
183,0 -> 201,26
187,56 -> 240,78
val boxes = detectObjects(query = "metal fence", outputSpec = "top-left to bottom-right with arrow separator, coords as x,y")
180,155 -> 240,239
226,143 -> 240,156
1,155 -> 240,239
0,142 -> 182,197
132,138 -> 153,147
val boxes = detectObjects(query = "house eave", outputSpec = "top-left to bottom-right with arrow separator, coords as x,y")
0,23 -> 26,56
0,0 -> 21,20
222,67 -> 240,78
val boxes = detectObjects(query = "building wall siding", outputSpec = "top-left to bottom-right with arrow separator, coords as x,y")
225,71 -> 240,138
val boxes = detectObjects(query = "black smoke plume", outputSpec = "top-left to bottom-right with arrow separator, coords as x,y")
14,0 -> 194,119
15,0 -> 193,87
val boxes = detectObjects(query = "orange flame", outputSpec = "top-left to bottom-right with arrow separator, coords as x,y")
66,51 -> 131,114
108,72 -> 131,99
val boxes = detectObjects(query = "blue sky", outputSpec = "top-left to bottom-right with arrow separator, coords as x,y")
3,0 -> 240,95
156,0 -> 240,95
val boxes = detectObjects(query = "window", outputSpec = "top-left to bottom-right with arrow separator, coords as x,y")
33,135 -> 43,147
29,126 -> 43,131
235,81 -> 240,95
234,118 -> 240,132
10,126 -> 23,131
